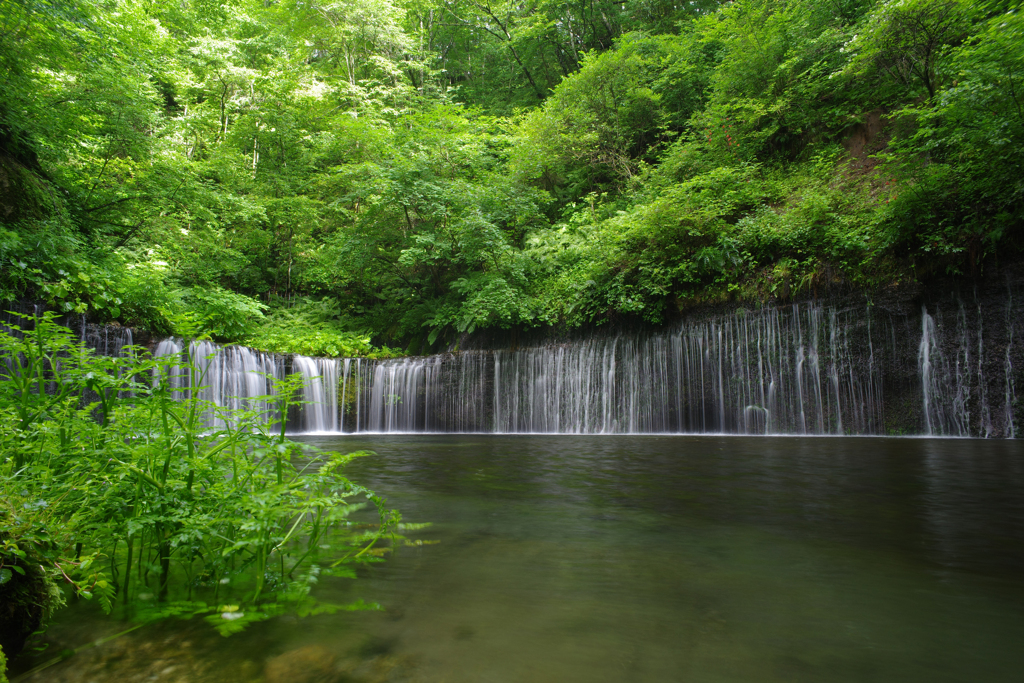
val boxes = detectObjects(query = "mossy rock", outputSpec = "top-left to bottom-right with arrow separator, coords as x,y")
0,551 -> 65,657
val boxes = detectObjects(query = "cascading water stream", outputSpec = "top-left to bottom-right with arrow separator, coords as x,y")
292,355 -> 341,432
142,298 -> 1020,437
153,339 -> 286,428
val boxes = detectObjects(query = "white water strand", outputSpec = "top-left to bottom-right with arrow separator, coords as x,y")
81,320 -> 134,358
360,353 -> 491,432
366,356 -> 432,432
919,308 -> 943,435
952,303 -> 972,435
976,302 -> 993,438
152,338 -> 189,397
292,355 -> 341,432
914,301 -> 1016,437
83,322 -> 136,398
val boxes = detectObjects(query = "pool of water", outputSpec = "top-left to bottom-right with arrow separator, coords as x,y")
17,435 -> 1024,682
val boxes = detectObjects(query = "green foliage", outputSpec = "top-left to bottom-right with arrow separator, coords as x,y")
245,298 -> 400,358
874,8 -> 1024,272
1,484 -> 69,655
1,0 -> 1021,347
0,314 -> 401,644
174,286 -> 267,342
846,0 -> 973,99
511,33 -> 711,199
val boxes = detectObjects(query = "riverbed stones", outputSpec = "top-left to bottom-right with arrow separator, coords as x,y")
264,645 -> 338,683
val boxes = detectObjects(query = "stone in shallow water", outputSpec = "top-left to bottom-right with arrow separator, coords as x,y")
264,645 -> 338,683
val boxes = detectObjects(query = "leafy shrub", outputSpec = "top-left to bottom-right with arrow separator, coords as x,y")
248,324 -> 397,358
511,32 -> 710,198
174,286 -> 268,342
245,298 -> 401,358
0,314 -> 402,650
1,236 -> 182,334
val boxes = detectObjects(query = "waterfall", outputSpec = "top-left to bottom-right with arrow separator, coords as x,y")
81,319 -> 134,358
293,355 -> 341,432
7,291 -> 1018,436
153,339 -> 285,429
141,298 -> 1020,437
919,308 -> 941,435
352,304 -> 888,435
914,296 -> 1021,438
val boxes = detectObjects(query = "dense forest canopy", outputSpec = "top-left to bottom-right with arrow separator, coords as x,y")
1,0 -> 1021,354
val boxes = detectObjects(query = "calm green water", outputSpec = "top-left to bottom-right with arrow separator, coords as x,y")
20,436 -> 1024,682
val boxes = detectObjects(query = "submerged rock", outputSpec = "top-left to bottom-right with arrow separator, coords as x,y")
264,645 -> 338,683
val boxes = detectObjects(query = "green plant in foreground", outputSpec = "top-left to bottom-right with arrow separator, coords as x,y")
0,313 -> 402,653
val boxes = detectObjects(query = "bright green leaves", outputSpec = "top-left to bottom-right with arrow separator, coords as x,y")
0,316 -> 403,638
306,104 -> 547,348
507,0 -> 1019,326
175,285 -> 267,341
521,165 -> 765,323
689,0 -> 865,165
243,297 -> 399,358
871,8 -> 1024,273
34,259 -> 125,319
511,33 -> 708,198
409,0 -> 709,111
431,270 -> 537,336
295,0 -> 414,89
2,0 -> 1022,348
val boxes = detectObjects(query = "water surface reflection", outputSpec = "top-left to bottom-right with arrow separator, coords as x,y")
21,436 -> 1024,683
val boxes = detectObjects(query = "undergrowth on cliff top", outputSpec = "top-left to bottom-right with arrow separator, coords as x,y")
0,313 -> 404,658
244,298 -> 403,359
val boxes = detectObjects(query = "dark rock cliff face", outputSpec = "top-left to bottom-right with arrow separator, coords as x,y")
873,283 -> 1021,438
1,305 -> 147,357
909,269 -> 1024,437
442,267 -> 1024,437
